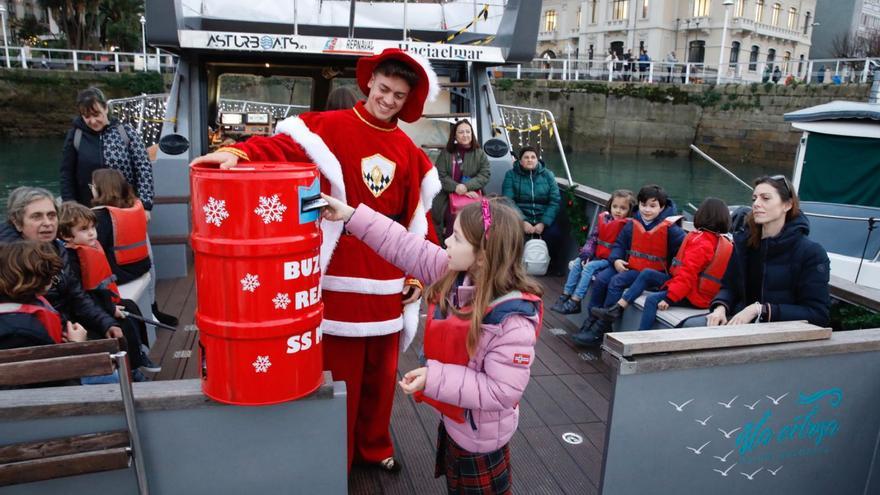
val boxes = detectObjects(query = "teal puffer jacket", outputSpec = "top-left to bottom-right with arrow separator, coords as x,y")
501,161 -> 561,226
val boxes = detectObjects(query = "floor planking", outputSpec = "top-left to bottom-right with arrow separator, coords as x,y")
151,272 -> 612,494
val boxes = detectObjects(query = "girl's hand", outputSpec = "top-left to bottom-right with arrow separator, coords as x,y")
64,321 -> 88,343
614,259 -> 629,272
455,184 -> 467,195
523,221 -> 535,234
398,367 -> 427,395
706,306 -> 728,326
319,193 -> 355,222
114,305 -> 125,319
465,191 -> 480,199
727,302 -> 761,326
534,223 -> 545,234
657,300 -> 669,311
190,151 -> 239,170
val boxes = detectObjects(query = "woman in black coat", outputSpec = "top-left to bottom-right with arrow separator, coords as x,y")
705,175 -> 831,327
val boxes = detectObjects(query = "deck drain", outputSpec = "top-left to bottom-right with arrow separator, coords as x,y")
548,327 -> 567,336
562,432 -> 583,445
578,352 -> 597,361
184,324 -> 199,332
173,350 -> 192,359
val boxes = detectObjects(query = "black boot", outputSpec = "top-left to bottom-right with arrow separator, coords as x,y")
152,302 -> 179,327
550,294 -> 570,313
591,303 -> 624,322
571,318 -> 602,347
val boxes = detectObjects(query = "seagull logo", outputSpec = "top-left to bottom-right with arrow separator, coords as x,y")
768,465 -> 783,475
718,427 -> 742,439
740,467 -> 763,480
713,463 -> 736,476
686,441 -> 711,455
744,399 -> 761,410
667,399 -> 694,412
695,415 -> 713,426
717,395 -> 739,408
766,393 -> 789,405
713,450 -> 735,462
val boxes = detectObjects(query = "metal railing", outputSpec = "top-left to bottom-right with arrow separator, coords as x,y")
496,104 -> 572,184
108,94 -> 171,148
498,56 -> 880,85
0,46 -> 177,73
217,99 -> 310,120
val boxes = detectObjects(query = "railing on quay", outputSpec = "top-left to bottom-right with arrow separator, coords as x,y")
0,46 -> 177,73
498,56 -> 880,86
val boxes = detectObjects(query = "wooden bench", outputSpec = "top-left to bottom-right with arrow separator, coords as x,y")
0,340 -> 148,493
618,294 -> 709,331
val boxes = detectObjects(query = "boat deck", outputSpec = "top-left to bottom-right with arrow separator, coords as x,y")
150,272 -> 612,494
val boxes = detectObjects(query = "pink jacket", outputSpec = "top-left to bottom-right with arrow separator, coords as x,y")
345,205 -> 539,453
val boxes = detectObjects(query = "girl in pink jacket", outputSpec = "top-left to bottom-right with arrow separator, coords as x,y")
321,194 -> 542,494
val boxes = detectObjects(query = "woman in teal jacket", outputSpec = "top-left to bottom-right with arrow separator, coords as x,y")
431,119 -> 491,237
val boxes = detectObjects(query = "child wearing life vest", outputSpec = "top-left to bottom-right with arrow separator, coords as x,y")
58,202 -> 160,375
592,198 -> 733,330
0,241 -> 87,350
320,194 -> 541,495
90,169 -> 178,327
552,189 -> 635,315
573,184 -> 686,347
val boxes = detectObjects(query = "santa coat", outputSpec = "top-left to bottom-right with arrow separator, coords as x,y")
228,101 -> 440,350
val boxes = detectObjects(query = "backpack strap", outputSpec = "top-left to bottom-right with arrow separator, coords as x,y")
73,128 -> 82,151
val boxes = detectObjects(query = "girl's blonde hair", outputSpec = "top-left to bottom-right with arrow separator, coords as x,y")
606,189 -> 636,217
425,197 -> 543,356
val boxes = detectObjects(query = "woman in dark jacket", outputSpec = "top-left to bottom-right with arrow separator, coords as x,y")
430,119 -> 491,237
502,146 -> 561,236
705,175 -> 831,327
59,87 -> 155,213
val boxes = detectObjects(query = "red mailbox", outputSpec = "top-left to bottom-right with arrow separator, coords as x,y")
190,162 -> 323,405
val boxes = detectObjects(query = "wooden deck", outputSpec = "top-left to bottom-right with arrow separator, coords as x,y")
150,271 -> 612,494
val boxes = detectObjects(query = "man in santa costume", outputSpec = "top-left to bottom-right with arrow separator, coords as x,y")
191,48 -> 441,473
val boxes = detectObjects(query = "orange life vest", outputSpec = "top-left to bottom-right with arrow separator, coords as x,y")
627,216 -> 682,272
595,212 -> 629,260
69,243 -> 121,302
0,296 -> 63,343
96,200 -> 149,266
416,290 -> 543,424
670,231 -> 734,302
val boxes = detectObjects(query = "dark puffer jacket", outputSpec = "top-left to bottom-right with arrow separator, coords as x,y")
501,160 -> 561,226
0,222 -> 118,339
712,214 -> 831,326
59,116 -> 155,210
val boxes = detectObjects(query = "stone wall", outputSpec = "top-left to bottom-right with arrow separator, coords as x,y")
0,69 -> 170,138
493,79 -> 872,167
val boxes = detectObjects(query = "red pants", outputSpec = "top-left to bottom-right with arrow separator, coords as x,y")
323,331 -> 400,470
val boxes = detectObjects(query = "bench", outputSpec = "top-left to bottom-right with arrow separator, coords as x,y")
118,272 -> 155,345
617,294 -> 709,331
0,339 -> 148,493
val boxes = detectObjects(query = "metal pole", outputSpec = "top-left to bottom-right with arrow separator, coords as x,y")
347,0 -> 356,38
294,0 -> 298,36
113,351 -> 150,495
516,64 -> 521,79
0,8 -> 10,69
402,0 -> 408,41
154,48 -> 160,73
140,16 -> 147,72
717,3 -> 732,85
690,144 -> 752,191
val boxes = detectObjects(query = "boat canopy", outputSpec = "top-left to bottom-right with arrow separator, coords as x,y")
784,101 -> 880,125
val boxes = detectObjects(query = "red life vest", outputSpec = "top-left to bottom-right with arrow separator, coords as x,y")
628,216 -> 682,272
415,290 -> 543,424
670,231 -> 734,303
0,296 -> 63,343
96,200 -> 149,266
595,212 -> 629,260
69,243 -> 121,302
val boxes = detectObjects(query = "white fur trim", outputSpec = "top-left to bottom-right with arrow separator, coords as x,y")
404,50 -> 440,104
408,203 -> 428,237
322,275 -> 405,295
274,116 -> 346,273
320,316 -> 403,337
420,167 -> 441,218
400,300 -> 420,352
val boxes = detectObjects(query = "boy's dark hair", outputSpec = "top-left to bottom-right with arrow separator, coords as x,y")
637,184 -> 668,208
373,59 -> 419,90
76,87 -> 107,116
0,241 -> 63,301
693,197 -> 731,233
58,201 -> 97,240
606,189 -> 636,217
518,146 -> 539,160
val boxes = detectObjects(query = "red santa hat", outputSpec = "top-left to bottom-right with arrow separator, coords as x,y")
356,48 -> 440,123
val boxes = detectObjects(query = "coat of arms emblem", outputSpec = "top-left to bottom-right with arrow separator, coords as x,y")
361,154 -> 396,197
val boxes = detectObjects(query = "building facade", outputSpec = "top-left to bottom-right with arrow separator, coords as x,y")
538,0 -> 816,80
810,0 -> 880,58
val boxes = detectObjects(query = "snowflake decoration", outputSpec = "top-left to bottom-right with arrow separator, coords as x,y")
252,355 -> 272,373
273,292 -> 291,310
203,197 -> 230,227
240,273 -> 260,292
254,194 -> 287,224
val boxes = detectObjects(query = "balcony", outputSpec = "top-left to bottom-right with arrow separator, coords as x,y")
730,17 -> 809,43
538,30 -> 558,41
606,19 -> 628,31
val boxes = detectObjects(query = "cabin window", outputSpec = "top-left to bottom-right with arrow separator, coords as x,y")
214,74 -> 313,146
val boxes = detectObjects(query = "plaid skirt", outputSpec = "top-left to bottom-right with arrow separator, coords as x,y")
435,423 -> 512,494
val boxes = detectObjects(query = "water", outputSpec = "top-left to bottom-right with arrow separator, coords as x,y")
0,137 -> 793,218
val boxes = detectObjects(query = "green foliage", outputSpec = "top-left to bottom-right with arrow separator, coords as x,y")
104,72 -> 165,94
496,78 -> 514,91
12,15 -> 48,45
100,0 -> 144,52
564,186 -> 590,245
831,302 -> 880,331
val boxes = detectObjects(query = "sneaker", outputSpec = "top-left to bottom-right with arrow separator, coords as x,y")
550,295 -> 570,313
591,303 -> 624,322
152,302 -> 179,327
132,369 -> 151,382
558,298 -> 582,315
139,353 -> 162,373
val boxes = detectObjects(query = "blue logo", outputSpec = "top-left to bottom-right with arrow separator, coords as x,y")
260,36 -> 273,50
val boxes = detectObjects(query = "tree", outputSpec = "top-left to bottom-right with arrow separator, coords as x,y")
100,0 -> 143,52
830,32 -> 860,58
38,0 -> 104,50
12,15 -> 48,46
